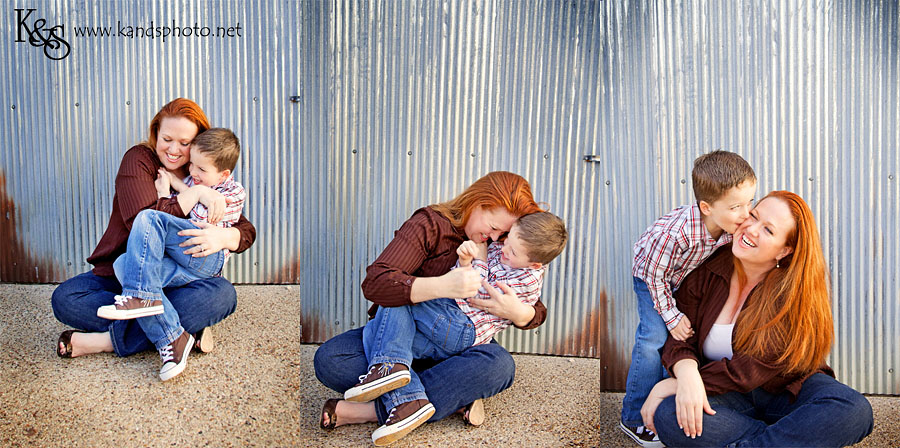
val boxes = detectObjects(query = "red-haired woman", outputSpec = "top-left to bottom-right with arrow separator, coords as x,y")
315,171 -> 546,431
52,98 -> 256,367
640,191 -> 872,447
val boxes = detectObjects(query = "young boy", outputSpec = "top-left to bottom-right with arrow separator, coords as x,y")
96,128 -> 245,381
346,212 -> 567,446
620,150 -> 756,447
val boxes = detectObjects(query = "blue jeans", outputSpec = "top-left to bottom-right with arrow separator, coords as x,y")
112,210 -> 226,349
654,373 -> 873,447
51,270 -> 237,357
621,277 -> 670,426
362,298 -> 476,412
314,324 -> 515,425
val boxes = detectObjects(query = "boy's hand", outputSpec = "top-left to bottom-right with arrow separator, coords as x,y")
456,241 -> 479,266
168,170 -> 188,193
473,241 -> 488,261
155,168 -> 171,198
669,315 -> 694,341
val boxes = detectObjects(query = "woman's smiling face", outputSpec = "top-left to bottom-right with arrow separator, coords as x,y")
464,207 -> 518,243
155,117 -> 199,171
732,196 -> 795,267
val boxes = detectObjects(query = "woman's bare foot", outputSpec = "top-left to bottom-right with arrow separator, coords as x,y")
61,332 -> 114,357
323,400 -> 377,428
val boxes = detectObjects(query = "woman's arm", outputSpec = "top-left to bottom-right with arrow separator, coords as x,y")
178,214 -> 256,257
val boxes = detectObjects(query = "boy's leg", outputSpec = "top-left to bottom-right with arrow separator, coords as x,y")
346,305 -> 417,403
621,278 -> 669,432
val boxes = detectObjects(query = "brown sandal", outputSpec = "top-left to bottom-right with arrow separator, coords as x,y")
463,399 -> 485,426
320,398 -> 340,430
57,330 -> 84,358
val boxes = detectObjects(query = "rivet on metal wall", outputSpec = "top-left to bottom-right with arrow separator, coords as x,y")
75,102 -> 79,107
680,179 -> 686,184
254,262 -> 258,266
334,320 -> 340,325
10,105 -> 15,110
543,154 -> 549,159
253,97 -> 258,102
407,151 -> 412,156
605,180 -> 611,186
890,368 -> 894,373
889,174 -> 894,181
808,177 -> 814,181
352,149 -> 358,154
126,101 -> 131,106
67,261 -> 71,266
470,153 -> 476,158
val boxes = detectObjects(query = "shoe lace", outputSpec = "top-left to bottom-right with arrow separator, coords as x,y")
113,295 -> 131,306
159,344 -> 174,363
358,362 -> 395,382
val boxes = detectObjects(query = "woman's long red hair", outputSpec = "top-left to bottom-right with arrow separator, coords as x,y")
431,171 -> 544,228
733,191 -> 833,375
143,98 -> 211,150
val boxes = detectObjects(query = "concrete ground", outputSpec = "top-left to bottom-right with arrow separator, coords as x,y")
0,284 -> 896,447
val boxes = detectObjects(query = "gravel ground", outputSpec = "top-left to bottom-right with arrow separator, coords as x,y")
0,284 -> 896,447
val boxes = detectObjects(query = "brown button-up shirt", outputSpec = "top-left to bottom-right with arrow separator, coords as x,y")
661,245 -> 833,399
87,145 -> 257,276
362,207 -> 547,330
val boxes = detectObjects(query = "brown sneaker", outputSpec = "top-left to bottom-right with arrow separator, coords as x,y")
158,331 -> 194,381
344,362 -> 411,402
371,399 -> 435,446
97,295 -> 164,320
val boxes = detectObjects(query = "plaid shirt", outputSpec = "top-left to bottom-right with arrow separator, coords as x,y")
179,174 -> 246,262
454,242 -> 544,346
632,203 -> 732,330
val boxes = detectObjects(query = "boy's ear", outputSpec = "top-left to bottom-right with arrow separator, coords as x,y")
528,262 -> 543,270
221,169 -> 232,179
698,200 -> 712,216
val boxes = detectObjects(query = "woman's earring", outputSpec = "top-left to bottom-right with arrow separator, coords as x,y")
776,259 -> 781,268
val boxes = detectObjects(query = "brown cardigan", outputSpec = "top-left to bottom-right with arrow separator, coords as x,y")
87,145 -> 256,276
361,207 -> 546,330
661,245 -> 833,399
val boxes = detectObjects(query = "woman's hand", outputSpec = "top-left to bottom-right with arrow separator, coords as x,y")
438,266 -> 484,298
641,378 -> 678,434
467,280 -> 535,326
178,221 -> 242,257
672,360 -> 716,439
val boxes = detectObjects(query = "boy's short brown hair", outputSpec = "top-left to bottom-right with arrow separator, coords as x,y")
514,212 -> 568,265
692,150 -> 756,204
192,128 -> 240,172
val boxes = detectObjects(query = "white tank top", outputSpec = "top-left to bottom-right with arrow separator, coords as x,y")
702,323 -> 735,361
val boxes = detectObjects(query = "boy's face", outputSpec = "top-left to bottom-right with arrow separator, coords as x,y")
188,146 -> 230,187
701,179 -> 757,235
500,225 -> 541,269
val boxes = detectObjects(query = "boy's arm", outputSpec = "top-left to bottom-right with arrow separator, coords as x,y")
169,172 -> 189,194
638,232 -> 688,331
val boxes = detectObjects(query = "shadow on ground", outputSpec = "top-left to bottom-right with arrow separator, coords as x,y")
0,284 -> 896,447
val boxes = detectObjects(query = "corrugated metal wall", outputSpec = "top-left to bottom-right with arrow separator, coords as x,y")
1,1 -> 898,394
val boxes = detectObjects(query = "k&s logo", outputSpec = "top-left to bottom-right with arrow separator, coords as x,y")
15,8 -> 70,60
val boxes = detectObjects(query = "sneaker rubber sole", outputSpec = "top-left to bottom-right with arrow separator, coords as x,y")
372,402 -> 435,446
344,370 -> 411,402
619,421 -> 664,448
159,333 -> 195,382
97,304 -> 164,320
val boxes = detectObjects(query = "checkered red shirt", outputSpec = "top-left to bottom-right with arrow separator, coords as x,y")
454,242 -> 544,345
632,203 -> 732,330
180,174 -> 246,262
